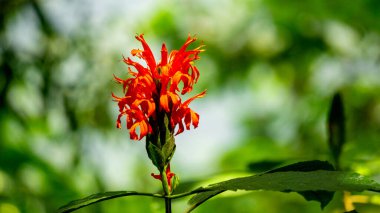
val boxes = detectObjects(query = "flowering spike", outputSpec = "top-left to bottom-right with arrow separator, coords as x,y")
113,35 -> 205,141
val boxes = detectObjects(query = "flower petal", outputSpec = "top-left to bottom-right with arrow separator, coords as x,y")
135,34 -> 157,76
160,43 -> 168,66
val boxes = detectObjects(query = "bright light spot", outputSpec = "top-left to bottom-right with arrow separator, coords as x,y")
324,21 -> 359,56
0,171 -> 5,193
0,203 -> 20,213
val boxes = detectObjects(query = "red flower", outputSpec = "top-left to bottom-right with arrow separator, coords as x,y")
113,34 -> 205,140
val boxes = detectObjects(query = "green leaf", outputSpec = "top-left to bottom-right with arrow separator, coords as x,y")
57,191 -> 161,213
186,189 -> 225,213
162,113 -> 176,165
146,142 -> 165,170
297,190 -> 334,210
265,160 -> 335,209
207,171 -> 380,192
188,171 -> 380,212
327,92 -> 346,168
162,137 -> 176,165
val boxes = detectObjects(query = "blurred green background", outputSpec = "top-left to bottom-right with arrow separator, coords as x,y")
1,0 -> 380,212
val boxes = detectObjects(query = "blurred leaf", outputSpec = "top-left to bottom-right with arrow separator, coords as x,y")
172,173 -> 180,192
266,160 -> 335,173
247,160 -> 285,173
57,191 -> 161,213
188,170 -> 380,212
327,93 -> 345,168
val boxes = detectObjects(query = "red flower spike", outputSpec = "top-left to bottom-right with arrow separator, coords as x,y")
113,34 -> 205,140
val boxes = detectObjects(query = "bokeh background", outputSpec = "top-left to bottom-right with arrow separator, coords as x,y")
1,0 -> 380,212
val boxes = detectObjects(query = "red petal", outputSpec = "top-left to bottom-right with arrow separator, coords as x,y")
135,34 -> 157,76
151,173 -> 161,180
116,114 -> 122,128
175,121 -> 185,135
160,43 -> 168,66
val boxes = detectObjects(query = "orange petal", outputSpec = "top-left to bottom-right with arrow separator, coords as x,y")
113,74 -> 124,84
190,109 -> 200,128
129,123 -> 139,140
139,120 -> 148,140
160,94 -> 170,112
182,90 -> 206,107
168,92 -> 180,108
111,92 -> 122,101
131,49 -> 143,56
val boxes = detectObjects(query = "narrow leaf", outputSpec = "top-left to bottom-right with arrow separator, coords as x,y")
328,92 -> 345,168
162,113 -> 176,165
57,191 -> 161,213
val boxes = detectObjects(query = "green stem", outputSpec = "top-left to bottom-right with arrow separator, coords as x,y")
161,167 -> 172,213
161,170 -> 170,195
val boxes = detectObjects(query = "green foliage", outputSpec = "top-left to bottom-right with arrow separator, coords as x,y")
58,191 -> 161,213
265,160 -> 335,209
59,161 -> 380,212
188,171 -> 380,212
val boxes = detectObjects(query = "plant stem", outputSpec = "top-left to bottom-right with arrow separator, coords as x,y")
161,167 -> 172,213
165,197 -> 172,213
